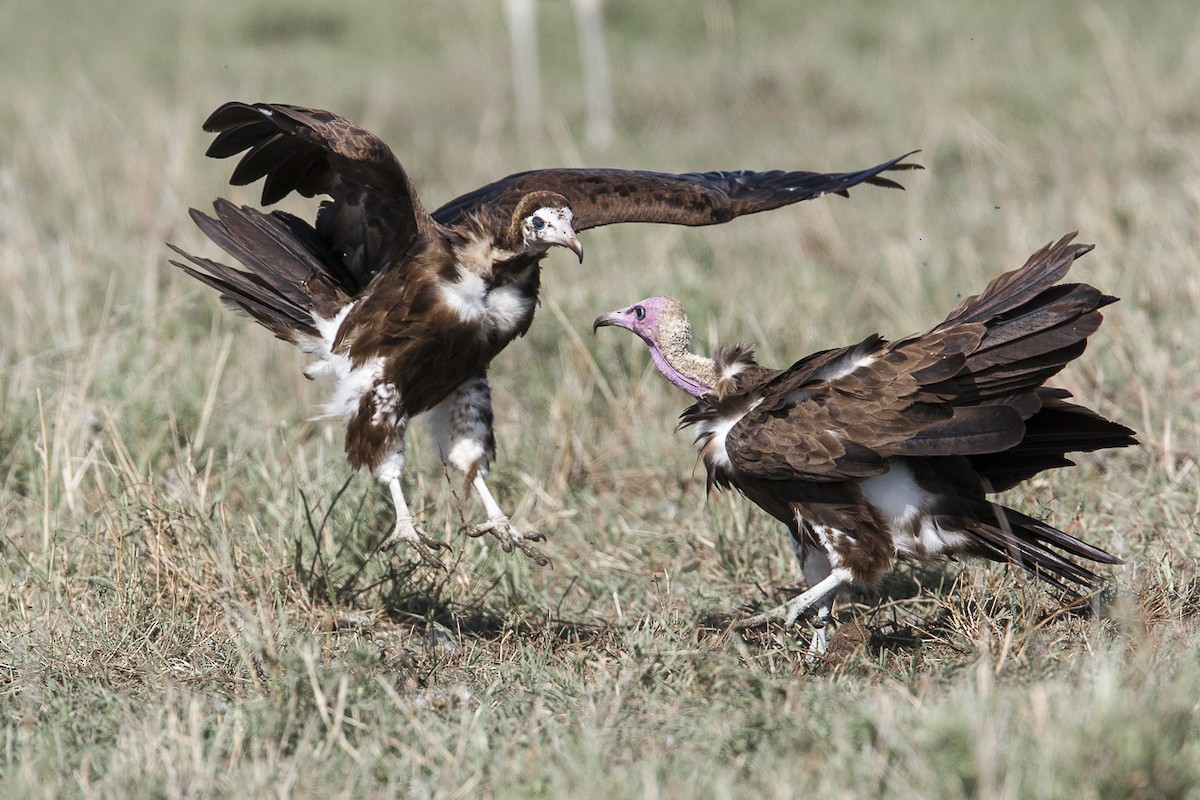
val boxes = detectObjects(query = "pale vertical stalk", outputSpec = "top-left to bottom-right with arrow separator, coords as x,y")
36,387 -> 51,555
504,0 -> 542,144
570,0 -> 614,148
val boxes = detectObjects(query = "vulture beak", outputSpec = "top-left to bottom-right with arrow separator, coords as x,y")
592,309 -> 625,334
547,217 -> 583,262
566,235 -> 584,263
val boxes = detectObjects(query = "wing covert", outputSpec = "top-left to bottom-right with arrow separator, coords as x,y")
719,327 -> 1002,482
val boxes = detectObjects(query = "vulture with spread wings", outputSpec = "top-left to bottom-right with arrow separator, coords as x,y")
169,100 -> 919,568
595,234 -> 1135,650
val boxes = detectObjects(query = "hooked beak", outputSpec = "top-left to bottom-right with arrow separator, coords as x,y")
565,234 -> 584,263
592,310 -> 623,334
551,218 -> 583,262
543,216 -> 584,262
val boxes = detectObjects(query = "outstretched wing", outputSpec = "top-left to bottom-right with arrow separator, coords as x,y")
432,152 -> 922,231
203,101 -> 436,288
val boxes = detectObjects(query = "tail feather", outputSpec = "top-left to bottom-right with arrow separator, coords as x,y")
168,199 -> 352,341
960,501 -> 1122,598
190,206 -> 313,308
168,248 -> 317,340
925,236 -> 1130,599
968,394 -> 1137,490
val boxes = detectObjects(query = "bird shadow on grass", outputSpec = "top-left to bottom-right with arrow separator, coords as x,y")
694,561 -> 1112,661
291,479 -> 604,644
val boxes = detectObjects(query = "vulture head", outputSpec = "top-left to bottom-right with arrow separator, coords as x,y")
512,191 -> 583,262
593,296 -> 685,343
593,296 -> 715,397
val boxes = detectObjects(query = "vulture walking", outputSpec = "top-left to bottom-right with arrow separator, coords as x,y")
595,234 -> 1135,649
169,101 -> 920,568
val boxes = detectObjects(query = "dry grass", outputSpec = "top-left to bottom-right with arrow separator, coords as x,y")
2,1 -> 1199,797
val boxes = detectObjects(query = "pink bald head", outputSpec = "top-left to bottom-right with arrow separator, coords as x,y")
591,296 -> 677,345
593,296 -> 713,397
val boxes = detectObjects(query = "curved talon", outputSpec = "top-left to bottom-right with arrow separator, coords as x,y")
462,516 -> 551,566
727,569 -> 852,652
517,542 -> 551,566
462,520 -> 499,539
381,521 -> 451,571
410,539 -> 450,571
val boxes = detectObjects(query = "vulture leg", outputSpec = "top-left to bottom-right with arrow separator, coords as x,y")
381,476 -> 451,570
798,544 -> 837,656
427,375 -> 549,565
464,474 -> 550,566
730,567 -> 854,634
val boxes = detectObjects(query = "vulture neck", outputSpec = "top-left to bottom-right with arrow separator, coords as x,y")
648,335 -> 718,398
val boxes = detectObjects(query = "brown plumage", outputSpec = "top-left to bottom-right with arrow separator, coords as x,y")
594,234 -> 1135,648
168,100 -> 920,569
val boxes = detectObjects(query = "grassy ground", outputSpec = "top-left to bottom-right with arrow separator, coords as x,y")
3,1 -> 1199,797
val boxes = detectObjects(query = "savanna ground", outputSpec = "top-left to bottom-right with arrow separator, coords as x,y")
2,1 -> 1199,797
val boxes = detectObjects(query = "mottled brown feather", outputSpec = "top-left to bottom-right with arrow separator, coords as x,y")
203,102 -> 919,292
204,101 -> 435,288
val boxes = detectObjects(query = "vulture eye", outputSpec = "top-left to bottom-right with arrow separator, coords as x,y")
530,216 -> 546,230
634,305 -> 646,321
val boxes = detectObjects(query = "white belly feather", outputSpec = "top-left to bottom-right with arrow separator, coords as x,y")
861,459 -> 970,558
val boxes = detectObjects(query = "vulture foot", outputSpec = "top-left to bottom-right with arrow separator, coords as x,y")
381,516 -> 451,571
729,567 -> 853,646
464,516 -> 550,566
805,610 -> 832,659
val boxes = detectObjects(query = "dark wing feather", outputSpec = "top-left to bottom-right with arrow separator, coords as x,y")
716,326 -> 1071,481
718,234 -> 1119,483
714,328 -> 988,482
431,152 -> 921,231
939,233 -> 1094,326
952,500 -> 1122,598
203,101 -> 436,286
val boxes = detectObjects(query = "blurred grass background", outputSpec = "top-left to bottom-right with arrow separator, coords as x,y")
2,1 -> 1198,797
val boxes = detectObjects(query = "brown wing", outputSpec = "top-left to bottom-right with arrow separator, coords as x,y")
718,326 -> 1031,482
431,152 -> 921,231
720,234 -> 1109,483
203,101 -> 436,288
939,233 -> 1096,327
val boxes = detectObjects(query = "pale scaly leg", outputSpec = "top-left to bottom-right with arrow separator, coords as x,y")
463,474 -> 549,566
799,545 -> 838,656
427,374 -> 548,565
375,448 -> 450,569
346,391 -> 446,568
730,568 -> 854,633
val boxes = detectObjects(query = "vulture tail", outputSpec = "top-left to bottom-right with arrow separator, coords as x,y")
967,392 -> 1137,491
960,500 -> 1122,600
168,199 -> 352,342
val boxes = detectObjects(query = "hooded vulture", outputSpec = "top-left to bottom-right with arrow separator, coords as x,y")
169,100 -> 920,569
595,234 -> 1135,649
